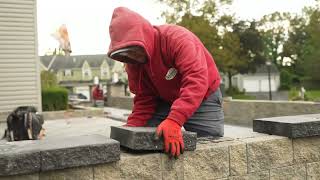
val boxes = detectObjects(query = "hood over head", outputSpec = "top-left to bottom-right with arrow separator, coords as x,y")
107,7 -> 155,62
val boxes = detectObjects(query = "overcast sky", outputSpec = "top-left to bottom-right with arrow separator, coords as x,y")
37,0 -> 316,55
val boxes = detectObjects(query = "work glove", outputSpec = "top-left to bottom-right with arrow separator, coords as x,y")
156,118 -> 184,158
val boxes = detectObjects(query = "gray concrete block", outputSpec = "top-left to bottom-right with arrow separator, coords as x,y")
0,134 -> 120,176
39,135 -> 120,171
253,114 -> 320,138
0,141 -> 41,176
110,126 -> 197,151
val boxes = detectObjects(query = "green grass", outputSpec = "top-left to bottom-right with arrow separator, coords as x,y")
232,94 -> 256,100
306,90 -> 320,101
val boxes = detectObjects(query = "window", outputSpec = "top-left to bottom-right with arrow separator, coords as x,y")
101,67 -> 108,77
64,69 -> 72,76
83,68 -> 92,78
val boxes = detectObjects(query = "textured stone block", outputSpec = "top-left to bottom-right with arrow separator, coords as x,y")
307,162 -> 320,180
119,153 -> 162,180
228,171 -> 269,180
39,135 -> 120,171
0,135 -> 120,176
161,154 -> 184,180
270,164 -> 306,180
229,142 -> 247,176
253,114 -> 320,138
110,126 -> 197,151
93,162 -> 121,180
40,166 -> 93,180
0,141 -> 41,176
0,174 -> 39,180
183,144 -> 229,179
293,136 -> 320,163
243,136 -> 293,173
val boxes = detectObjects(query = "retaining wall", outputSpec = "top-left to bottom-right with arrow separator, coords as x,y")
2,134 -> 320,179
107,96 -> 320,127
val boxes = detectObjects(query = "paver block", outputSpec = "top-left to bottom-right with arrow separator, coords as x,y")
39,135 -> 120,171
110,126 -> 197,151
0,141 -> 40,176
253,114 -> 320,138
0,134 -> 120,176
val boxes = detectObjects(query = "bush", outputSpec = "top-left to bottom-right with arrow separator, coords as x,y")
289,87 -> 310,101
226,86 -> 256,100
42,87 -> 68,111
226,86 -> 242,96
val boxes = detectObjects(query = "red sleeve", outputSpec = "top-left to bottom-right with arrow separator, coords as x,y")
126,64 -> 158,127
167,39 -> 208,126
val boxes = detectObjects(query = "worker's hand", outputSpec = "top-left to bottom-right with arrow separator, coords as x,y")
156,118 -> 184,158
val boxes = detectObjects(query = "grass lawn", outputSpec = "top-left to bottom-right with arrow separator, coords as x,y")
306,90 -> 320,101
232,94 -> 256,100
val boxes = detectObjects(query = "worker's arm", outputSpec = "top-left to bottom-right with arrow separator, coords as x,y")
167,38 -> 208,126
126,64 -> 158,126
156,37 -> 208,158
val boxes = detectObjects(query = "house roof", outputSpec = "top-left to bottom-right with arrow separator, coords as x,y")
40,54 -> 114,71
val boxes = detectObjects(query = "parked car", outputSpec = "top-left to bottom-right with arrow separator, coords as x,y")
68,93 -> 88,105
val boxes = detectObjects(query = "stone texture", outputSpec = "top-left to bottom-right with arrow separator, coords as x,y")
223,100 -> 255,127
229,142 -> 247,176
110,126 -> 197,151
270,164 -> 306,180
293,136 -> 320,163
119,153 -> 162,180
183,144 -> 229,179
0,174 -> 39,180
40,135 -> 120,171
307,161 -> 320,180
40,166 -> 93,180
42,108 -> 104,120
228,171 -> 269,180
161,154 -> 184,180
0,141 -> 41,176
93,162 -> 121,180
243,136 -> 293,173
253,114 -> 320,138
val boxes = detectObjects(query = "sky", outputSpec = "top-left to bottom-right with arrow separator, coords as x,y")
37,0 -> 316,56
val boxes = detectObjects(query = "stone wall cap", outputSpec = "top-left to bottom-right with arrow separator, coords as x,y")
110,126 -> 197,151
0,134 -> 120,176
254,114 -> 320,138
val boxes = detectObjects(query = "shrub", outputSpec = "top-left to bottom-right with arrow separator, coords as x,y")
289,87 -> 310,101
42,87 -> 68,111
226,86 -> 242,96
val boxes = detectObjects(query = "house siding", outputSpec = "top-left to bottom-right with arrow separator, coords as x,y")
0,0 -> 41,114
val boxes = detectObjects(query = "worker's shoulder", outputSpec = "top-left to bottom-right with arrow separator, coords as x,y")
156,24 -> 198,42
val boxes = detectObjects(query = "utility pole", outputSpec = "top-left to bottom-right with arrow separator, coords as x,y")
266,61 -> 272,100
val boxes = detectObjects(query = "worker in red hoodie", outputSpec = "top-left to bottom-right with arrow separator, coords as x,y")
107,7 -> 224,158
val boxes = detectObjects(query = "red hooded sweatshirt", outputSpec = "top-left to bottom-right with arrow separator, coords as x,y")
107,7 -> 221,127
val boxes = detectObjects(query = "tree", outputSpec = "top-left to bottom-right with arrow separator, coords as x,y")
214,31 -> 246,88
282,5 -> 320,87
258,12 -> 291,67
41,71 -> 57,89
302,9 -> 320,82
233,21 -> 267,72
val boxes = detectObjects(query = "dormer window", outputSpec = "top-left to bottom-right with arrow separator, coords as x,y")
82,61 -> 92,78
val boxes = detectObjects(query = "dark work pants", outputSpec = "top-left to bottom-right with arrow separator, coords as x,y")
146,89 -> 224,137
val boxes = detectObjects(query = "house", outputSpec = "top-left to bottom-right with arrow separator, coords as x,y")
40,54 -> 130,99
222,64 -> 280,92
0,0 -> 41,120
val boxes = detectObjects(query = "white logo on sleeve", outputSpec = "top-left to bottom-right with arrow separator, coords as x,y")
165,68 -> 178,80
